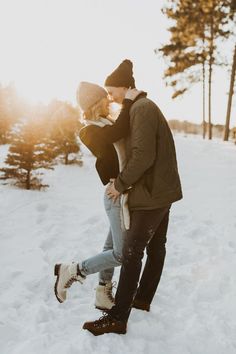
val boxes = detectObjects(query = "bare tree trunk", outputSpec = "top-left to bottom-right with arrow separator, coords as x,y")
208,61 -> 212,140
208,53 -> 212,140
208,14 -> 214,140
224,44 -> 236,141
26,170 -> 31,190
65,153 -> 68,165
202,61 -> 206,139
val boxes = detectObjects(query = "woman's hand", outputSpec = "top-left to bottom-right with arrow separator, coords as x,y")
106,179 -> 120,202
125,88 -> 143,101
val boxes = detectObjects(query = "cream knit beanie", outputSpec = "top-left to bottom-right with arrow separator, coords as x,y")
76,82 -> 107,112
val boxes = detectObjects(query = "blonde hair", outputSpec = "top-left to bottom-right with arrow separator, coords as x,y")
83,97 -> 108,121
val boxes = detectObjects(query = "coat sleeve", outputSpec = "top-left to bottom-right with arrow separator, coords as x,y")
99,99 -> 133,143
114,104 -> 158,193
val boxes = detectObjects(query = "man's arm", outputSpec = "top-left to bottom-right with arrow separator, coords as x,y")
114,104 -> 158,193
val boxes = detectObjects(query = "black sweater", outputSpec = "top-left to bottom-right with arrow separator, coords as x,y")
79,99 -> 133,185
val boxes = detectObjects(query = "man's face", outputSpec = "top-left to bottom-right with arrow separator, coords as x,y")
105,86 -> 127,104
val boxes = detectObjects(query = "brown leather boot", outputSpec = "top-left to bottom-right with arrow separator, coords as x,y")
83,313 -> 127,336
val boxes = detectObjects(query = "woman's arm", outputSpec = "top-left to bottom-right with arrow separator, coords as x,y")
99,99 -> 133,143
100,89 -> 144,143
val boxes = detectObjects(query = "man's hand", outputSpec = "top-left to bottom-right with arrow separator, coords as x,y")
106,179 -> 120,202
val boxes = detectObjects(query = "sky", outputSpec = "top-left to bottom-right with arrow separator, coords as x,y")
0,0 -> 235,125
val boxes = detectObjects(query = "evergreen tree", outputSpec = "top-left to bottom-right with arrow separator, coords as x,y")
0,84 -> 25,144
203,0 -> 232,139
49,103 -> 83,165
158,0 -> 207,137
0,119 -> 54,190
158,0 -> 232,140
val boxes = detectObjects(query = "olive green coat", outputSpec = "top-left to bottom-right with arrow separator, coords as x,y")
114,97 -> 183,210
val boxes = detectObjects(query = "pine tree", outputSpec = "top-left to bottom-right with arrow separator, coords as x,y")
0,84 -> 25,144
158,0 -> 232,139
202,0 -> 231,139
0,119 -> 54,190
158,0 -> 208,138
49,103 -> 83,165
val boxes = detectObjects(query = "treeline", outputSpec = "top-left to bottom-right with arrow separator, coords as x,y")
0,84 -> 83,190
168,119 -> 236,140
156,0 -> 236,141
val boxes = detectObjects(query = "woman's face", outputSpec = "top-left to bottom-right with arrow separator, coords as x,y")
100,97 -> 110,117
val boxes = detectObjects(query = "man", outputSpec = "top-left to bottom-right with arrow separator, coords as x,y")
83,59 -> 183,336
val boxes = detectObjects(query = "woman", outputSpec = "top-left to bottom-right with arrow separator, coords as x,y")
54,81 -> 142,310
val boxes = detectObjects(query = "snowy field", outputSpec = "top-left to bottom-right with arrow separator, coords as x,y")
0,135 -> 236,354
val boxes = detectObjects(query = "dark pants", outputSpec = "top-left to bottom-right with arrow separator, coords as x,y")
110,205 -> 170,322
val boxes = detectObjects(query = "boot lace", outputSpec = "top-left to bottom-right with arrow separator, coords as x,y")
93,312 -> 114,328
105,281 -> 116,303
64,276 -> 78,289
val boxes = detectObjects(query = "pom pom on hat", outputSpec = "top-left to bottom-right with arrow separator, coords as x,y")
77,82 -> 107,112
105,59 -> 135,88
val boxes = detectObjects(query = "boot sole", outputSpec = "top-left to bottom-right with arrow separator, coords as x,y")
92,330 -> 126,336
84,327 -> 126,336
54,264 -> 64,303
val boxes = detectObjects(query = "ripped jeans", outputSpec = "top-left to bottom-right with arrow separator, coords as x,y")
81,191 -> 125,283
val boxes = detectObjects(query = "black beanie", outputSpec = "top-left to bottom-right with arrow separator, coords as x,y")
105,59 -> 136,88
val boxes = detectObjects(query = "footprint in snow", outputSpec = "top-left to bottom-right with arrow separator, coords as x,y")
10,270 -> 23,278
83,215 -> 100,225
36,203 -> 48,213
228,241 -> 236,252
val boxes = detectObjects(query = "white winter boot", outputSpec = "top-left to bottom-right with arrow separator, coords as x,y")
95,282 -> 116,310
54,263 -> 85,303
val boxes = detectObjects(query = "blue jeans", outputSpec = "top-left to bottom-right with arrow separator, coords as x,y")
81,191 -> 125,283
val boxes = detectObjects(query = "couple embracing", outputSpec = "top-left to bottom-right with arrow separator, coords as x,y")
54,59 -> 182,336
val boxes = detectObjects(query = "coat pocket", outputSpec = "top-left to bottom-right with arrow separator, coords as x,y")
129,179 -> 152,207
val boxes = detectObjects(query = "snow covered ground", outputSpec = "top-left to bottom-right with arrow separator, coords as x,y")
0,135 -> 236,354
